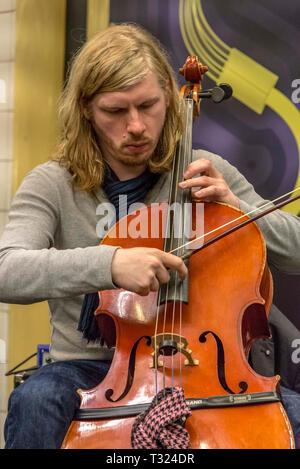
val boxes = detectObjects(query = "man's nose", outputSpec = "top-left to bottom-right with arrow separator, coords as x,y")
126,109 -> 146,135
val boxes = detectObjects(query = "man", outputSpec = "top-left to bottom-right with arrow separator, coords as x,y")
1,24 -> 300,449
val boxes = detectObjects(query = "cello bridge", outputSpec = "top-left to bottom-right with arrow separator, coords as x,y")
149,333 -> 199,368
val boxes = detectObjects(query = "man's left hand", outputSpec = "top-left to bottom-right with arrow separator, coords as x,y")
178,158 -> 240,208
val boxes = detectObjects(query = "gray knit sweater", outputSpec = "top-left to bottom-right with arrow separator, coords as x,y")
0,150 -> 299,361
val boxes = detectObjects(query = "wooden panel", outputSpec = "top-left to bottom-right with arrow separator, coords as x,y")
12,0 -> 66,192
8,0 -> 66,394
87,0 -> 110,39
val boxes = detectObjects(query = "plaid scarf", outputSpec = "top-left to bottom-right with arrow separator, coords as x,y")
131,387 -> 192,449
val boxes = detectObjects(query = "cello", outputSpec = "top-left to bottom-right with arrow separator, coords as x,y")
62,57 -> 295,449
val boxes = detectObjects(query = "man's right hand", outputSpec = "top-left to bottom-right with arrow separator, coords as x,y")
111,247 -> 187,296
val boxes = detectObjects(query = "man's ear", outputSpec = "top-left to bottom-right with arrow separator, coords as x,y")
80,98 -> 90,120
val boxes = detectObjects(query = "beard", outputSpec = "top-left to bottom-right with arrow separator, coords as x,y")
115,151 -> 152,167
99,133 -> 158,169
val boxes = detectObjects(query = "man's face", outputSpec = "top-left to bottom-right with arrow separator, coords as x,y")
87,73 -> 168,179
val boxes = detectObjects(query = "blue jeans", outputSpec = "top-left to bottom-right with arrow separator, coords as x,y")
281,386 -> 300,449
4,360 -> 300,449
4,359 -> 111,449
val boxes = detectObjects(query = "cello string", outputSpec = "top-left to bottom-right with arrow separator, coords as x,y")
170,101 -> 189,392
168,187 -> 300,255
153,139 -> 183,398
177,103 -> 192,391
170,184 -> 182,392
176,96 -> 194,391
169,96 -> 194,392
153,204 -> 171,399
154,288 -> 162,403
169,97 -> 193,392
179,282 -> 183,389
158,112 -> 189,393
176,195 -> 185,391
168,139 -> 183,393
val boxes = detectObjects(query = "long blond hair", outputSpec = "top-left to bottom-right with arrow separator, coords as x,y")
53,23 -> 184,191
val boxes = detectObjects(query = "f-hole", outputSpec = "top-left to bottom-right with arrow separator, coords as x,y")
199,331 -> 248,394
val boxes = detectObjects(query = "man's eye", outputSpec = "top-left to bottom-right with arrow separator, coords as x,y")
108,108 -> 125,113
140,102 -> 154,109
101,107 -> 125,113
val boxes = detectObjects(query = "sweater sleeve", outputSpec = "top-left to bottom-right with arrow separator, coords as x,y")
0,165 -> 119,304
193,150 -> 300,275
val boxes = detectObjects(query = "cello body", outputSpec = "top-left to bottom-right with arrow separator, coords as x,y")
62,201 -> 295,449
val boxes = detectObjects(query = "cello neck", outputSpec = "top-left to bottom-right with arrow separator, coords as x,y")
159,96 -> 194,305
163,95 -> 194,253
159,56 -> 208,305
